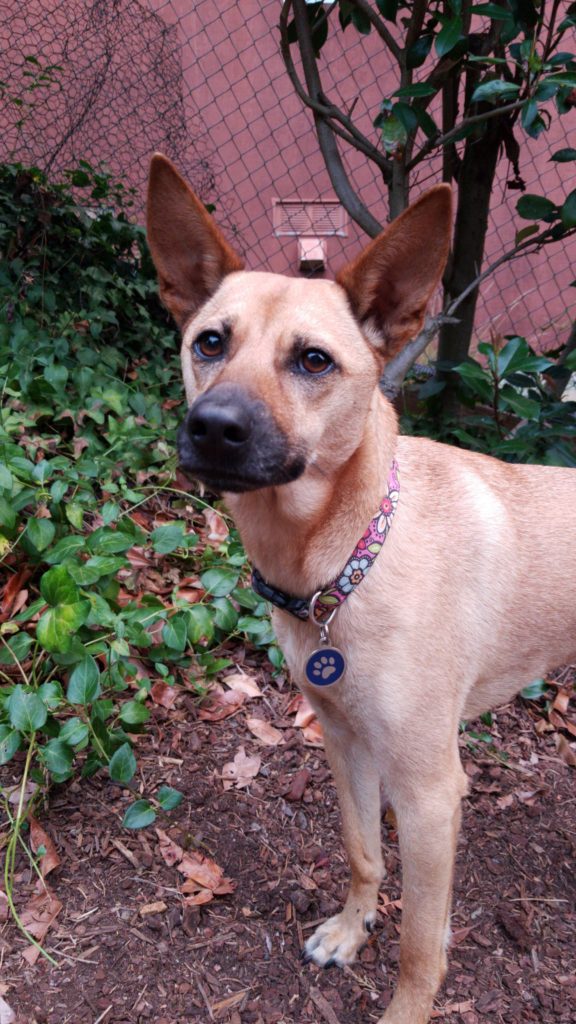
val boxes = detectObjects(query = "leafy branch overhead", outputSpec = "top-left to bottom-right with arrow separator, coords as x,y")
280,0 -> 576,402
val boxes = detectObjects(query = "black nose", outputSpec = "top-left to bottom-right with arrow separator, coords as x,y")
186,393 -> 252,458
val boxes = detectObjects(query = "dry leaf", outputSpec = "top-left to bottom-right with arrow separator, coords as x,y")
155,829 -> 183,867
292,695 -> 316,729
29,818 -> 61,878
552,689 -> 571,715
150,681 -> 177,709
139,901 -> 167,916
245,716 -> 284,746
198,686 -> 245,722
556,733 -> 576,767
0,890 -> 9,923
223,671 -> 262,698
183,889 -> 214,907
0,996 -> 15,1024
222,746 -> 261,790
20,884 -> 62,964
155,829 -> 235,904
302,720 -> 324,747
496,794 -> 514,810
203,508 -> 229,544
431,1001 -> 474,1018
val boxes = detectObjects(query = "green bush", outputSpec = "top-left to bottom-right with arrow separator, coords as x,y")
402,334 -> 576,466
0,163 -> 277,834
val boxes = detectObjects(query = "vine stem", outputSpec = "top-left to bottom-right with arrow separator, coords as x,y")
3,733 -> 59,966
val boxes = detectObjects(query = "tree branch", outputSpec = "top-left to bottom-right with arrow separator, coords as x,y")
407,98 -> 527,171
281,0 -> 384,237
381,223 -> 576,396
348,0 -> 401,61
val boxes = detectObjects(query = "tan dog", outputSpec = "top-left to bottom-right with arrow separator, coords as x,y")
147,154 -> 576,1024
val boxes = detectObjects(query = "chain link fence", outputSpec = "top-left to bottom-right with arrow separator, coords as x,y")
1,0 -> 574,349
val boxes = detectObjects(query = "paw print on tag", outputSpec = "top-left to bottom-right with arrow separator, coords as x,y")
313,654 -> 337,680
305,647 -> 346,686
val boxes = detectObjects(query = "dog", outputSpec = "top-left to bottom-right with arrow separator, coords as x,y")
146,154 -> 576,1024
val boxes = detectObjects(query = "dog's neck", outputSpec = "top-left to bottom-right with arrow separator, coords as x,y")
225,395 -> 398,597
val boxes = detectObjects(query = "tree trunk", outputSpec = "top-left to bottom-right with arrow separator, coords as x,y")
437,119 -> 503,414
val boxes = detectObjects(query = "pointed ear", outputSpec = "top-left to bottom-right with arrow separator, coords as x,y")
146,154 -> 244,327
336,185 -> 452,359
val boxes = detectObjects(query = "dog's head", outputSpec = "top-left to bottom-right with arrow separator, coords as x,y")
147,155 -> 451,494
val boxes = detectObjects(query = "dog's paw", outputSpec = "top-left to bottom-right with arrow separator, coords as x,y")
303,909 -> 376,968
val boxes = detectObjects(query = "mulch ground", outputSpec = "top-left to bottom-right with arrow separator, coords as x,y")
1,664 -> 575,1024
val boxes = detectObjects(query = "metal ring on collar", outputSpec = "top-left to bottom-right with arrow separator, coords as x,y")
308,590 -> 338,627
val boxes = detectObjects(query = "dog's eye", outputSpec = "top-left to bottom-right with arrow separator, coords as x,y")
193,330 -> 225,360
298,349 -> 333,375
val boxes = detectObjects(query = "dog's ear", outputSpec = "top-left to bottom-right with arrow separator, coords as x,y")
336,185 -> 452,359
147,154 -> 244,327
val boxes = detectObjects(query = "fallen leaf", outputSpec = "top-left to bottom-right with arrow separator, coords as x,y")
198,686 -> 245,722
20,884 -> 62,964
223,671 -> 262,698
222,746 -> 261,790
292,695 -> 316,729
5,780 -> 38,806
150,681 -> 177,709
552,689 -> 571,715
0,995 -> 15,1024
203,508 -> 229,544
155,829 -> 235,903
0,567 -> 31,622
285,768 -> 310,801
183,889 -> 214,906
302,720 -> 324,747
496,794 -> 514,810
0,891 -> 9,923
139,901 -> 167,916
29,818 -> 61,878
556,733 -> 576,767
245,717 -> 284,746
431,1001 -> 474,1018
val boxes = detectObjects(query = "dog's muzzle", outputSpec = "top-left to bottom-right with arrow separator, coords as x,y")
177,383 -> 306,493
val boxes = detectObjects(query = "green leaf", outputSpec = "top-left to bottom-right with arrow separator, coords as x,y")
59,717 -> 89,746
40,565 -> 80,607
157,786 -> 183,811
499,386 -> 541,419
43,739 -> 74,778
45,535 -> 86,563
87,527 -> 136,554
406,34 -> 433,69
435,16 -> 462,58
7,688 -> 48,732
109,742 -> 137,784
200,568 -> 240,598
516,194 -> 558,221
515,224 -> 539,245
68,555 -> 126,585
151,522 -> 188,554
27,518 -> 55,552
561,190 -> 576,229
119,700 -> 150,726
162,614 -> 189,651
66,656 -> 101,704
38,681 -> 64,709
65,502 -> 84,529
37,601 -> 89,653
550,148 -> 576,162
471,79 -> 520,104
392,83 -> 436,98
521,678 -> 548,699
543,72 -> 576,88
0,726 -> 21,765
471,3 -> 514,18
0,631 -> 34,665
186,605 -> 215,644
123,799 -> 156,829
376,0 -> 398,21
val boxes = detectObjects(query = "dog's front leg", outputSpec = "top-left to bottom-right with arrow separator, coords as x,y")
303,722 -> 383,967
378,765 -> 467,1024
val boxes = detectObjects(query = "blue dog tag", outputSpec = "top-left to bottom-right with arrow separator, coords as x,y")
305,646 -> 346,687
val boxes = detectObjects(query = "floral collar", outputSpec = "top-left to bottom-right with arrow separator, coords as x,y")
251,460 -> 400,625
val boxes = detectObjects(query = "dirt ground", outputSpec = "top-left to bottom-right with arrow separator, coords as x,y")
1,662 -> 575,1024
